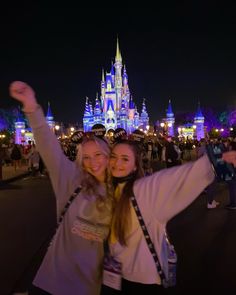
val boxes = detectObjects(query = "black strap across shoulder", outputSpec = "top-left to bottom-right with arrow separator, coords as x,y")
57,186 -> 82,226
130,194 -> 167,282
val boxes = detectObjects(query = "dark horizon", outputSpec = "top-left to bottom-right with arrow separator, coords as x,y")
1,2 -> 236,125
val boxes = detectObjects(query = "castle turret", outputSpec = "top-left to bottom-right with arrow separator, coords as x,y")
140,98 -> 149,130
166,99 -> 175,137
94,93 -> 102,124
194,102 -> 205,140
111,62 -> 115,87
83,97 -> 92,132
101,69 -> 105,108
119,98 -> 127,130
114,38 -> 123,111
46,102 -> 55,131
14,108 -> 25,144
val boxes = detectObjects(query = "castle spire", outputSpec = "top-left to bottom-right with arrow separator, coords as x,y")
195,101 -> 204,117
166,99 -> 175,137
166,99 -> 173,116
115,37 -> 122,62
46,101 -> 55,130
84,97 -> 90,115
46,101 -> 53,119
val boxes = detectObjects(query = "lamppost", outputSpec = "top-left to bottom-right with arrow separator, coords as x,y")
0,134 -> 6,180
70,127 -> 75,136
160,122 -> 165,136
54,124 -> 60,138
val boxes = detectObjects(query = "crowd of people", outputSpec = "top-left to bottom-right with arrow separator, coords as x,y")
1,141 -> 46,177
7,80 -> 236,295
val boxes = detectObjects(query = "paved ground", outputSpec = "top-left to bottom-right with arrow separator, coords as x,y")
1,164 -> 30,183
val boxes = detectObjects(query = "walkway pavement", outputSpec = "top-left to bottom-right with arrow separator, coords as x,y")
0,164 -> 30,184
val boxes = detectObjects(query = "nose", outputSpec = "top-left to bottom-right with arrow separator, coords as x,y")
112,158 -> 122,167
89,157 -> 99,165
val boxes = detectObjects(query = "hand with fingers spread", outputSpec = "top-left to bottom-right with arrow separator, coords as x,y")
9,81 -> 38,112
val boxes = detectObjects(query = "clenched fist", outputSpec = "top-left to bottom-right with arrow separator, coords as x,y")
9,81 -> 38,112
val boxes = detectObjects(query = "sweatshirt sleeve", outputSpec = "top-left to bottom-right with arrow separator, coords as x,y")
133,154 -> 215,223
25,105 -> 79,199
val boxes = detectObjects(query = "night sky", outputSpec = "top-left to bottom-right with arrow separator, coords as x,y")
1,2 -> 236,125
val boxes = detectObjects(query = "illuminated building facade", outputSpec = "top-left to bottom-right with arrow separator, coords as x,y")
83,39 -> 149,134
14,102 -> 55,144
193,102 -> 205,140
178,103 -> 205,140
14,119 -> 26,145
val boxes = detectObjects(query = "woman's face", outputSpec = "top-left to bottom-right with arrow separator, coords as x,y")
109,144 -> 136,177
82,141 -> 108,182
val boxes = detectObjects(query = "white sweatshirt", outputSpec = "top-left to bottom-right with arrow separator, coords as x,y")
110,155 -> 215,284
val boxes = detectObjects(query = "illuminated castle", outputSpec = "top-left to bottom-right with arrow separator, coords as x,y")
83,39 -> 149,134
193,102 -> 205,140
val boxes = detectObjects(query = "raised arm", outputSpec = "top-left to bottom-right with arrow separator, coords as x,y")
9,81 -> 38,113
9,81 -> 78,200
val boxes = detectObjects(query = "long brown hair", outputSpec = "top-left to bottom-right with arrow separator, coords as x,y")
112,140 -> 144,246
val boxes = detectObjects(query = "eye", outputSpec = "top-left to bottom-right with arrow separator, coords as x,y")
122,157 -> 129,162
83,156 -> 90,160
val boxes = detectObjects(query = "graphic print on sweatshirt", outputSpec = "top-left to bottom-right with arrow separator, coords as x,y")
71,216 -> 108,242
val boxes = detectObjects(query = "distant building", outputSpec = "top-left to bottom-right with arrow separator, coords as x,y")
165,99 -> 175,137
14,119 -> 25,145
46,102 -> 55,131
83,39 -> 149,134
14,102 -> 55,144
177,103 -> 205,140
194,102 -> 205,140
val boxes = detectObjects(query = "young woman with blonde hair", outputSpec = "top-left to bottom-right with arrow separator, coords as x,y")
9,81 -> 114,295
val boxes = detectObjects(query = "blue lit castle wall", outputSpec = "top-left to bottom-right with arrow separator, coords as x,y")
194,103 -> 205,140
83,39 -> 149,134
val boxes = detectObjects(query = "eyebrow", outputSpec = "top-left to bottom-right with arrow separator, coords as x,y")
83,150 -> 103,156
111,152 -> 130,158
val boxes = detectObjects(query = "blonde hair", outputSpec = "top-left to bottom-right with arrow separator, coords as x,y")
76,136 -> 114,207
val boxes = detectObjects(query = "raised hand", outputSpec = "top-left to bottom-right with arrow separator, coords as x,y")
222,151 -> 236,167
9,81 -> 38,112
